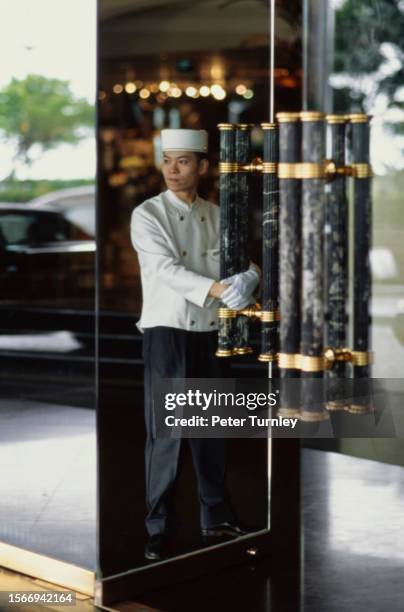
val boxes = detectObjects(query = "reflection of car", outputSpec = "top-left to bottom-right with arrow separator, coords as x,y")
30,185 -> 95,236
0,203 -> 95,308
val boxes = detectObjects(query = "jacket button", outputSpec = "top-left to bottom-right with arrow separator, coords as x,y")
190,320 -> 195,326
210,321 -> 215,326
182,251 -> 187,256
200,217 -> 205,222
179,216 -> 184,221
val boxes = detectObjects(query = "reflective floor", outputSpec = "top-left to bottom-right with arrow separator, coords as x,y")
0,400 -> 96,569
126,448 -> 404,612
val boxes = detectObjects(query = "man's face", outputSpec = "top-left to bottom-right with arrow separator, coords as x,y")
161,151 -> 207,193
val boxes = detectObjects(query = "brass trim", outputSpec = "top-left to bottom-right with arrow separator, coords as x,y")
326,114 -> 349,124
261,309 -> 280,322
218,307 -> 237,319
234,347 -> 254,355
299,411 -> 330,422
0,541 -> 94,596
218,123 -> 235,130
216,348 -> 234,357
236,123 -> 254,130
324,347 -> 352,369
276,112 -> 301,123
351,350 -> 374,366
278,352 -> 301,369
300,354 -> 325,372
278,162 -> 326,179
238,303 -> 263,319
300,111 -> 326,122
219,162 -> 240,173
345,403 -> 373,414
262,162 -> 278,174
348,113 -> 372,123
351,163 -> 373,178
278,407 -> 301,418
258,353 -> 277,362
261,122 -> 277,130
218,158 -> 263,174
326,400 -> 349,411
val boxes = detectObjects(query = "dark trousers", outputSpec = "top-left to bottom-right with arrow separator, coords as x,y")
143,326 -> 235,536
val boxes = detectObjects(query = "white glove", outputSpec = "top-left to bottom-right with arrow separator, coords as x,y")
221,267 -> 260,310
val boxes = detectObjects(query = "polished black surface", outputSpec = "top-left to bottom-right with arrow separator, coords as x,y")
127,448 -> 404,612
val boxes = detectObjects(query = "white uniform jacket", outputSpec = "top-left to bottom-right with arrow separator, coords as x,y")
130,189 -> 221,333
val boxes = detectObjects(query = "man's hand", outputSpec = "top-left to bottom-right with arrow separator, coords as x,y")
220,267 -> 260,310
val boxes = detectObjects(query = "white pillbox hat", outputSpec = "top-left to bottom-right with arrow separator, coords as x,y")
161,129 -> 208,153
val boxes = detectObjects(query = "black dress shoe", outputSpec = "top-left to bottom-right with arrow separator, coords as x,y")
144,533 -> 169,560
201,522 -> 252,538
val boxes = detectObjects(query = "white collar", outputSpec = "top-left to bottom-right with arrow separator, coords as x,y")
165,189 -> 201,213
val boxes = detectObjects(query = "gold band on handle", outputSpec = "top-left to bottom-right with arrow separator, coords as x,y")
217,308 -> 237,319
348,113 -> 371,123
278,353 -> 301,369
300,354 -> 325,372
278,407 -> 300,418
234,347 -> 254,355
262,162 -> 277,174
261,122 -> 277,130
299,411 -> 330,422
300,111 -> 326,122
258,353 -> 277,363
326,114 -> 349,124
276,112 -> 301,123
261,309 -> 280,322
351,163 -> 373,178
351,351 -> 374,366
217,123 -> 235,130
216,348 -> 235,357
278,162 -> 326,179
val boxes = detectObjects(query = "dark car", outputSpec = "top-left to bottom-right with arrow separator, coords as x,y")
0,203 -> 95,308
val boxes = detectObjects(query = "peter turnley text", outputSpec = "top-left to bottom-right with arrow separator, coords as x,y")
165,415 -> 299,429
164,390 -> 279,411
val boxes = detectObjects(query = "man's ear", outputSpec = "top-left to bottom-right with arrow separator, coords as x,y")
198,158 -> 209,177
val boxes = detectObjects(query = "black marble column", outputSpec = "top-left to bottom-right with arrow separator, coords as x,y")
350,114 -> 372,379
217,124 -> 237,357
259,123 -> 279,365
277,112 -> 301,418
234,124 -> 253,355
349,114 -> 373,415
325,116 -> 348,377
300,112 -> 327,422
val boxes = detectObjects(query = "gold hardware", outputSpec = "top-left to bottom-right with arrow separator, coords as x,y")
217,308 -> 238,319
326,400 -> 350,411
300,354 -> 325,372
236,123 -> 254,130
351,350 -> 374,366
300,111 -> 326,122
326,114 -> 349,124
262,162 -> 277,174
216,348 -> 235,357
278,353 -> 301,369
261,122 -> 277,130
218,123 -> 235,130
324,347 -> 352,369
218,158 -> 263,173
278,407 -> 300,418
345,403 -> 373,414
238,303 -> 263,319
258,353 -> 277,362
351,163 -> 373,178
234,347 -> 254,355
276,112 -> 301,122
348,113 -> 372,124
278,162 -> 326,179
261,310 -> 280,322
299,411 -> 330,422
